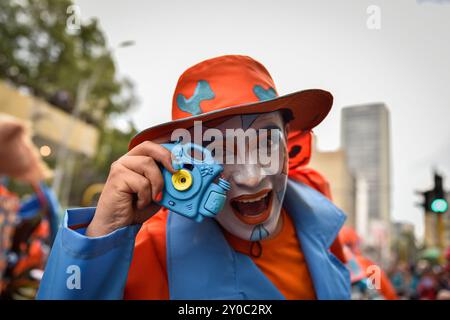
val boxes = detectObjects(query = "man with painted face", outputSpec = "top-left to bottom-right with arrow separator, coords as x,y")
37,55 -> 351,300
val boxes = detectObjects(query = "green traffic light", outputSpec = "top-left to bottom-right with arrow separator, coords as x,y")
431,198 -> 448,213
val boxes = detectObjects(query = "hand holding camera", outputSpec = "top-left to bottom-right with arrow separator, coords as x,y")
86,141 -> 230,237
86,141 -> 175,237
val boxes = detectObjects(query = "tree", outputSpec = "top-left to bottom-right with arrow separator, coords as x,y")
0,0 -> 136,126
0,0 -> 138,206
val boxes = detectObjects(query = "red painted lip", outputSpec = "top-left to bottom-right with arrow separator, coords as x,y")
230,189 -> 273,225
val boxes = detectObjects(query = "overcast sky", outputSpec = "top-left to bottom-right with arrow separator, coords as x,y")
73,0 -> 450,239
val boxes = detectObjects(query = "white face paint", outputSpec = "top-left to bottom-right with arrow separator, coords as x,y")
205,111 -> 289,241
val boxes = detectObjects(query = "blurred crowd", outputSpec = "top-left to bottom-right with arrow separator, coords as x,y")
388,249 -> 450,300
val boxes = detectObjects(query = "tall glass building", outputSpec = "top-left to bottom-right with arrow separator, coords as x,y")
341,103 -> 391,261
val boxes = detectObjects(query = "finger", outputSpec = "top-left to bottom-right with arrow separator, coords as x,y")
127,141 -> 176,173
118,156 -> 164,201
115,164 -> 152,209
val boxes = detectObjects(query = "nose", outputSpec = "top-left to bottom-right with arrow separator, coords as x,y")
231,164 -> 264,189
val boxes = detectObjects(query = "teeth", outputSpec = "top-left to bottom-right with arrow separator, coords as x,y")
236,192 -> 269,203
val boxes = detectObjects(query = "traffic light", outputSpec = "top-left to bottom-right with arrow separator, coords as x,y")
431,198 -> 448,213
416,172 -> 448,214
417,171 -> 448,256
430,173 -> 448,213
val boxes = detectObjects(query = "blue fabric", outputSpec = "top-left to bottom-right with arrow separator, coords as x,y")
18,195 -> 42,220
17,183 -> 61,243
39,183 -> 61,242
167,179 -> 351,299
37,207 -> 140,300
176,80 -> 215,115
284,180 -> 351,299
167,210 -> 284,299
253,85 -> 277,101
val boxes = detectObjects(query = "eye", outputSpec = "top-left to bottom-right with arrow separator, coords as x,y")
258,130 -> 280,151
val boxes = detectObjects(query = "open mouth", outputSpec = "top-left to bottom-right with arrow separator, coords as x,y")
230,189 -> 273,225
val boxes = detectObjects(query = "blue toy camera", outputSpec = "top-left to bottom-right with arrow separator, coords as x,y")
156,142 -> 231,222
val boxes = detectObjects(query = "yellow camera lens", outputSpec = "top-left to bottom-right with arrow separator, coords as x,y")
172,169 -> 193,191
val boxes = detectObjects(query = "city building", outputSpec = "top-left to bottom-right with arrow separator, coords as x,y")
341,103 -> 392,264
309,146 -> 356,228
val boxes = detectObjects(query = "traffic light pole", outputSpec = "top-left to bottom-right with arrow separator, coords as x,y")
417,171 -> 448,263
437,213 -> 445,264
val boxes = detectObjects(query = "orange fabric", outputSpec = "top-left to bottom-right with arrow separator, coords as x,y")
224,209 -> 316,300
13,220 -> 50,276
172,55 -> 276,120
13,241 -> 44,276
287,131 -> 313,170
339,225 -> 362,255
124,209 -> 169,300
288,167 -> 332,200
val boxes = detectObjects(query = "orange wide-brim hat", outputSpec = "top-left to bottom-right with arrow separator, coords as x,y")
129,55 -> 333,159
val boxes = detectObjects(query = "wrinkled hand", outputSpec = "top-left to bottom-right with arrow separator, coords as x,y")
86,141 -> 175,237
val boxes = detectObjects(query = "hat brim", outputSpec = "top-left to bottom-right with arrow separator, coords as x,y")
129,89 -> 332,150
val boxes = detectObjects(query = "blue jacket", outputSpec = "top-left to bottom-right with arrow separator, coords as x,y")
37,180 -> 351,299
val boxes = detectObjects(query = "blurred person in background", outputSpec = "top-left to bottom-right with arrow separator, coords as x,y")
436,249 -> 450,300
339,226 -> 397,300
0,114 -> 55,299
389,263 -> 420,299
0,114 -> 49,185
417,267 -> 439,300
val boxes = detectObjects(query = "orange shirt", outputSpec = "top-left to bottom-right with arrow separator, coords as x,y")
224,208 -> 316,300
124,208 -> 317,299
125,210 -> 170,300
